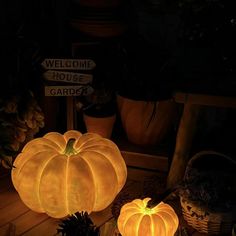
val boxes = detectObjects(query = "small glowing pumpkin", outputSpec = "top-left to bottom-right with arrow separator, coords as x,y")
117,198 -> 179,236
11,130 -> 127,218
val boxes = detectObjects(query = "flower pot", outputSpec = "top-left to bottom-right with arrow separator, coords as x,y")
83,113 -> 116,139
116,94 -> 177,146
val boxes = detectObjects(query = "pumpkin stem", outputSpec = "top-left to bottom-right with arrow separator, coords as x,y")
64,138 -> 76,156
143,207 -> 154,215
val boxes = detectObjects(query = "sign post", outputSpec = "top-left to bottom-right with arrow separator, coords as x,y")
43,70 -> 93,84
41,58 -> 96,70
41,58 -> 95,130
44,85 -> 94,97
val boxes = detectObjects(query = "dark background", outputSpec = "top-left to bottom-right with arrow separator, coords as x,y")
1,0 -> 236,156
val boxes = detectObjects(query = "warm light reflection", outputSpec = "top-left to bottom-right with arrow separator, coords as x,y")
11,130 -> 127,218
118,197 -> 179,236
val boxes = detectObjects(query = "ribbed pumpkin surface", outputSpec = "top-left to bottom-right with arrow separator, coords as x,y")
117,198 -> 179,236
12,130 -> 127,218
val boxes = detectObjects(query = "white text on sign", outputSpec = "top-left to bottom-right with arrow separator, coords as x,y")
43,70 -> 93,84
45,85 -> 94,96
41,59 -> 96,70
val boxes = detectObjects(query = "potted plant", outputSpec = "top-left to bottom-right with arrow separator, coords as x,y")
115,33 -> 178,147
73,41 -> 123,139
109,0 -> 183,147
77,83 -> 117,139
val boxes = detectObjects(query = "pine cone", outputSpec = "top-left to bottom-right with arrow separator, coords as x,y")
57,212 -> 99,236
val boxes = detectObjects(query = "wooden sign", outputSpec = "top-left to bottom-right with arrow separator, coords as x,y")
41,59 -> 96,70
45,85 -> 94,96
43,70 -> 93,84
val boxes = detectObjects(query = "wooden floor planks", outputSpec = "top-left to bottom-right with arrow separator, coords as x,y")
0,200 -> 30,228
22,217 -> 59,236
0,189 -> 20,209
0,165 -> 207,236
11,211 -> 49,236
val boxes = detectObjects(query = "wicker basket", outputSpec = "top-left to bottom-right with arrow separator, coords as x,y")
179,151 -> 236,235
180,196 -> 236,235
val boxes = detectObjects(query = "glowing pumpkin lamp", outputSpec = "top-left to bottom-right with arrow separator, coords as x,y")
11,130 -> 127,218
117,198 -> 179,236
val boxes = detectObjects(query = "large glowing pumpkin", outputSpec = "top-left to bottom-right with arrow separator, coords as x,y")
11,130 -> 127,218
117,198 -> 179,236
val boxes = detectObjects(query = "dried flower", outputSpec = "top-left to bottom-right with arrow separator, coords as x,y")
0,90 -> 45,168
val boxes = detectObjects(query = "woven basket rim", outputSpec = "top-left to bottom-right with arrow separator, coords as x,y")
180,195 -> 236,215
185,150 -> 236,173
180,150 -> 236,214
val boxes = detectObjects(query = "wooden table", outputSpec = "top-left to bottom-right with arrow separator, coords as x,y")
167,92 -> 236,189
